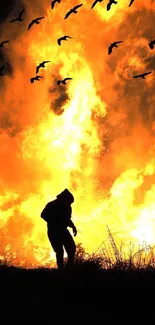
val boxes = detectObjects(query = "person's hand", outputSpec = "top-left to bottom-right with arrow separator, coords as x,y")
73,226 -> 77,236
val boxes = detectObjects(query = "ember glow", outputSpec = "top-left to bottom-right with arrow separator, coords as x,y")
0,0 -> 155,267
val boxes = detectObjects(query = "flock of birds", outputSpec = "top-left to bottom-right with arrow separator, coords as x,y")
0,0 -> 154,82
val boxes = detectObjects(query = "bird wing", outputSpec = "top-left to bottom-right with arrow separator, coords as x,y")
37,17 -> 45,21
57,80 -> 60,85
58,38 -> 61,45
36,65 -> 40,74
9,18 -> 17,23
0,65 -> 4,74
19,9 -> 25,19
133,75 -> 140,78
30,78 -> 34,83
149,43 -> 154,50
64,78 -> 72,81
91,0 -> 98,9
51,1 -> 55,9
62,36 -> 72,41
28,20 -> 34,30
73,4 -> 83,10
64,10 -> 72,19
43,61 -> 51,64
145,71 -> 151,76
108,45 -> 112,55
129,0 -> 134,6
116,41 -> 123,44
107,3 -> 111,11
2,40 -> 9,45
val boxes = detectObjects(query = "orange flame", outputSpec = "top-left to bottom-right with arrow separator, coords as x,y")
0,0 -> 155,267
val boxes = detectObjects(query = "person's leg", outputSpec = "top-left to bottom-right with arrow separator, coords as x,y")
63,229 -> 76,267
48,231 -> 64,269
55,248 -> 64,269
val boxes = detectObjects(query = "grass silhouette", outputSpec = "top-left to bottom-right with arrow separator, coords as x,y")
1,233 -> 155,320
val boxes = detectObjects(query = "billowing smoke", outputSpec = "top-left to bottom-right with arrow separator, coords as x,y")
0,0 -> 155,267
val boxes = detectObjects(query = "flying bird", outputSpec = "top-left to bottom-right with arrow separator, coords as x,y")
64,4 -> 83,19
57,35 -> 72,46
133,72 -> 152,79
51,0 -> 61,10
30,76 -> 43,83
129,0 -> 135,6
91,0 -> 103,9
28,17 -> 45,31
0,65 -> 5,76
57,78 -> 72,85
36,61 -> 51,74
107,0 -> 117,11
9,9 -> 25,23
149,39 -> 155,50
108,41 -> 123,55
0,40 -> 9,47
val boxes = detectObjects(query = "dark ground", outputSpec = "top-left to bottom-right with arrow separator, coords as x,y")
0,261 -> 155,321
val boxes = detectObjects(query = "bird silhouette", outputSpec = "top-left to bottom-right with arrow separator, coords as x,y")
149,39 -> 155,50
64,4 -> 83,19
51,0 -> 61,10
30,76 -> 43,83
57,35 -> 72,46
36,61 -> 51,74
28,17 -> 45,31
57,78 -> 72,85
0,65 -> 5,76
107,0 -> 117,11
9,9 -> 25,23
108,41 -> 123,55
91,0 -> 103,9
133,72 -> 152,79
129,0 -> 135,6
0,40 -> 9,47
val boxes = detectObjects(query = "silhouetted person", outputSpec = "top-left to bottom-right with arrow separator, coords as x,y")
129,0 -> 135,7
36,61 -> 51,74
41,189 -> 77,269
57,77 -> 72,85
133,71 -> 152,79
51,0 -> 61,10
0,40 -> 9,47
28,17 -> 45,31
91,0 -> 103,9
9,9 -> 25,23
108,41 -> 123,54
57,36 -> 72,46
149,39 -> 155,50
64,4 -> 83,19
107,0 -> 117,11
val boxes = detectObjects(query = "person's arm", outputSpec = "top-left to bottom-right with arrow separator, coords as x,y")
68,219 -> 77,236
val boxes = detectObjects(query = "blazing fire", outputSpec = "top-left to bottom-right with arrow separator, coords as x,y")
0,0 -> 155,267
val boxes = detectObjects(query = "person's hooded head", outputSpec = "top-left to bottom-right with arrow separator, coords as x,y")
57,188 -> 74,205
